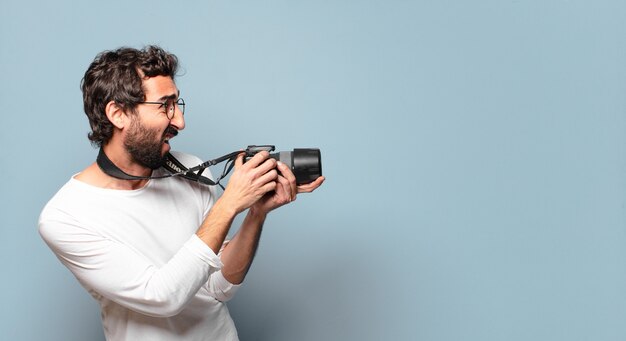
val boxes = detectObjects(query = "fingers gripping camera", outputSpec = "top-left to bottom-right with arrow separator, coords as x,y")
244,145 -> 322,185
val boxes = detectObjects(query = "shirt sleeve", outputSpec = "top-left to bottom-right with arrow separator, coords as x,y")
201,239 -> 241,302
188,235 -> 241,301
39,209 -> 222,318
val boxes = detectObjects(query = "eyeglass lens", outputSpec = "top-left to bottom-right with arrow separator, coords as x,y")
167,98 -> 185,118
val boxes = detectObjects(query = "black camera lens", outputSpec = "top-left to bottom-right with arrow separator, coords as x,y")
268,149 -> 322,185
291,148 -> 322,185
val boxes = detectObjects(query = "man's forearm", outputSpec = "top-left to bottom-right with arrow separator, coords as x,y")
196,198 -> 238,254
219,208 -> 267,284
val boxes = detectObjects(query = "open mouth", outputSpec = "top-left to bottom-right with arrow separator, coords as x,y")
163,126 -> 179,144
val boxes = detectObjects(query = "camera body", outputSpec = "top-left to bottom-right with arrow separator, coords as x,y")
245,145 -> 322,185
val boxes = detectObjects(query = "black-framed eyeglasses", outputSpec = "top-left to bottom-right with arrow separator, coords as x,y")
137,98 -> 185,119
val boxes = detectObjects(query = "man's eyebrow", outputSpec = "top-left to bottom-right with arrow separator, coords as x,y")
157,91 -> 180,102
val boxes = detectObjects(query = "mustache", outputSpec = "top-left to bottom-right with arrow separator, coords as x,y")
164,126 -> 179,138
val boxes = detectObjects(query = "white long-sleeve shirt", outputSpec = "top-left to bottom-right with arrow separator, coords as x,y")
39,152 -> 240,340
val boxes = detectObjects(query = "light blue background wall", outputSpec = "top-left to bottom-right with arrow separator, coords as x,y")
1,1 -> 625,340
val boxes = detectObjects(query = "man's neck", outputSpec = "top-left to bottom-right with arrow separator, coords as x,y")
74,144 -> 151,190
101,143 -> 153,178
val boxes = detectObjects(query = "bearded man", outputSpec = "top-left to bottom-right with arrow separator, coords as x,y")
39,45 -> 324,340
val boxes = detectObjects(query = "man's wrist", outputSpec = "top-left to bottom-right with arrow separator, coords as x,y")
248,205 -> 268,222
213,196 -> 239,218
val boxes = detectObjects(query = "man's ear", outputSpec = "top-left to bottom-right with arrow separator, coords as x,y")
105,101 -> 127,129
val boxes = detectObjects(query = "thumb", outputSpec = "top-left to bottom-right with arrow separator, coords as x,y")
234,152 -> 245,169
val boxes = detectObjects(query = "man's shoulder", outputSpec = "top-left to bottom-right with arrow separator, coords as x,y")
163,151 -> 217,190
168,151 -> 203,167
164,151 -> 210,179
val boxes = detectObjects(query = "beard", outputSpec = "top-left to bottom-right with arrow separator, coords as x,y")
124,117 -> 176,170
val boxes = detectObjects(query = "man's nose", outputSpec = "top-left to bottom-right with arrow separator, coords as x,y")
170,106 -> 185,130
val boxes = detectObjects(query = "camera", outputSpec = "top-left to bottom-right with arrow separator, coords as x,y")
245,145 -> 322,185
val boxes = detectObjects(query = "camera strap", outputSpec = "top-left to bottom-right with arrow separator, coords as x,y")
96,147 -> 241,187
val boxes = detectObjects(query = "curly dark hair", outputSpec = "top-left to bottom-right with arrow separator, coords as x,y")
80,45 -> 179,147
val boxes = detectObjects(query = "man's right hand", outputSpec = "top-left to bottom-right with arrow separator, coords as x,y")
219,151 -> 279,214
